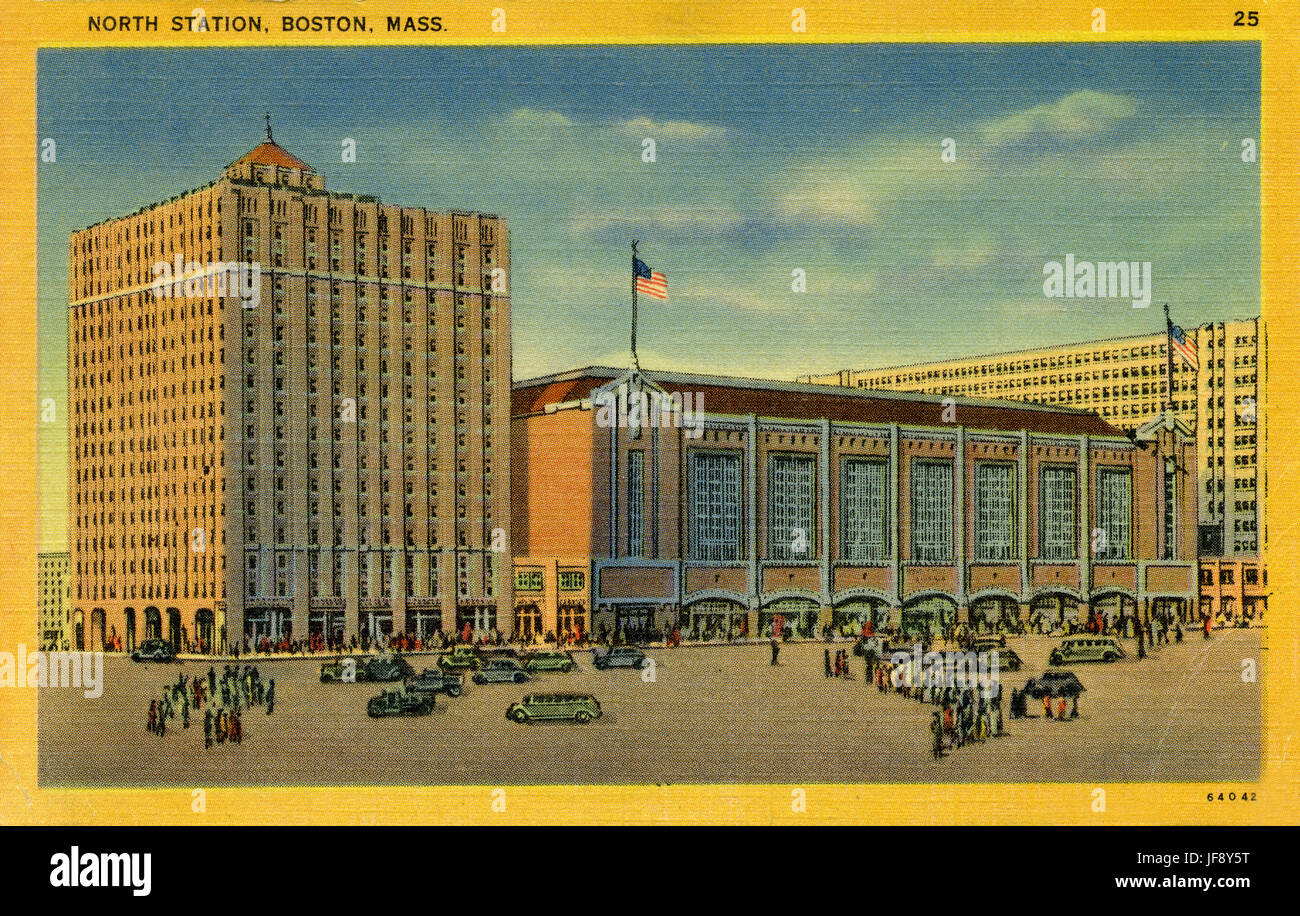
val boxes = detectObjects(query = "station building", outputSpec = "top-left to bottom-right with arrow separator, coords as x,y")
511,367 -> 1199,642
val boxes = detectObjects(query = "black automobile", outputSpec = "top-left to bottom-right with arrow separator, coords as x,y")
321,655 -> 415,683
1022,670 -> 1086,698
366,689 -> 434,718
129,639 -> 177,663
592,646 -> 650,670
405,667 -> 464,698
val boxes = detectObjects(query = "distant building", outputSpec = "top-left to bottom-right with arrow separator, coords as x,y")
801,318 -> 1267,620
512,367 -> 1199,641
68,132 -> 511,651
38,551 -> 70,650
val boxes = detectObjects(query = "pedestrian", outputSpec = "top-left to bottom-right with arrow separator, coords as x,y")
182,700 -> 190,729
1070,695 -> 1079,719
1057,698 -> 1067,721
204,709 -> 213,749
824,648 -> 832,678
770,637 -> 780,666
931,711 -> 944,759
231,711 -> 243,745
147,699 -> 157,734
267,679 -> 275,715
1203,616 -> 1212,640
1176,622 -> 1183,643
1043,695 -> 1053,719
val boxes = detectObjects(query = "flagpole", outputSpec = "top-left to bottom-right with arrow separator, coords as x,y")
631,239 -> 640,371
1163,303 -> 1174,416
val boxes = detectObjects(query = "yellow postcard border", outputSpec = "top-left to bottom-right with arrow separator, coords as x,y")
1,0 -> 1296,826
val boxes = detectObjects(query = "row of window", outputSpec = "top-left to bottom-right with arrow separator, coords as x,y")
681,453 -> 1139,563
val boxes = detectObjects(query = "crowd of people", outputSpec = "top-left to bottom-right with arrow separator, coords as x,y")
144,664 -> 275,748
866,654 -> 1005,759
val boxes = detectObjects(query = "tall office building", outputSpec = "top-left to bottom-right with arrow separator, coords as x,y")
801,318 -> 1266,561
38,551 -> 70,650
69,131 -> 511,652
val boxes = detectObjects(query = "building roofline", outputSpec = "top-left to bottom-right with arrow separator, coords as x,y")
802,317 -> 1263,379
513,364 -> 1103,417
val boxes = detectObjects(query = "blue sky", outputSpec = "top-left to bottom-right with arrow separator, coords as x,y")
37,44 -> 1259,546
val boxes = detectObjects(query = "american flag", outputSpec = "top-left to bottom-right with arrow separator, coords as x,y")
634,256 -> 667,300
1169,323 -> 1198,369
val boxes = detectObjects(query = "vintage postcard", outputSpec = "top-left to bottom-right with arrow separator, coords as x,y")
0,0 -> 1296,841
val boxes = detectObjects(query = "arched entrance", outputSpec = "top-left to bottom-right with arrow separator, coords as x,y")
514,603 -> 542,642
90,608 -> 106,651
72,609 -> 85,651
760,597 -> 819,639
124,607 -> 136,652
195,609 -> 215,653
969,596 -> 1020,635
1030,593 -> 1080,634
144,607 -> 162,641
901,595 -> 957,640
557,601 -> 587,643
832,597 -> 890,637
166,608 -> 182,651
683,598 -> 747,641
1089,592 -> 1137,636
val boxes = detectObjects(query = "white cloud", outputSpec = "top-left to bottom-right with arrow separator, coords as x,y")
616,117 -> 727,141
979,90 -> 1139,146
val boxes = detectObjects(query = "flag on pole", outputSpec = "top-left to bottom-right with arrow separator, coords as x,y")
634,256 -> 667,300
1169,323 -> 1198,369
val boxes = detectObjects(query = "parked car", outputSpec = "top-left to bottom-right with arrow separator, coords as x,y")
1022,669 -> 1086,698
1048,634 -> 1126,665
976,648 -> 1023,673
969,634 -> 1008,650
405,668 -> 464,698
129,639 -> 177,663
366,688 -> 434,718
320,655 -> 415,683
592,646 -> 651,670
522,650 -> 576,673
507,693 -> 602,724
439,645 -> 484,672
472,658 -> 531,684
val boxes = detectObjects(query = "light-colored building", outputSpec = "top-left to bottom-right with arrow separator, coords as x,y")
69,131 -> 512,652
38,551 -> 70,650
512,367 -> 1199,642
802,318 -> 1266,564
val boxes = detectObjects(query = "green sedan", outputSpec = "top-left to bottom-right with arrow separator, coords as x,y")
522,650 -> 576,673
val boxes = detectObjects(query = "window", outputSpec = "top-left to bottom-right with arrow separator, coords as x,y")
911,460 -> 953,563
767,454 -> 816,560
974,463 -> 1015,561
558,570 -> 585,591
1038,465 -> 1077,560
1096,467 -> 1132,560
839,458 -> 887,561
1163,460 -> 1177,559
689,451 -> 741,562
627,450 -> 644,558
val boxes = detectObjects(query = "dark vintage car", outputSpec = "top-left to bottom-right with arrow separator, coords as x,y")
405,668 -> 464,698
472,658 -> 531,685
366,689 -> 434,718
320,655 -> 415,683
129,639 -> 177,663
591,646 -> 650,670
977,648 -> 1024,673
521,650 -> 576,673
1022,670 -> 1086,698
